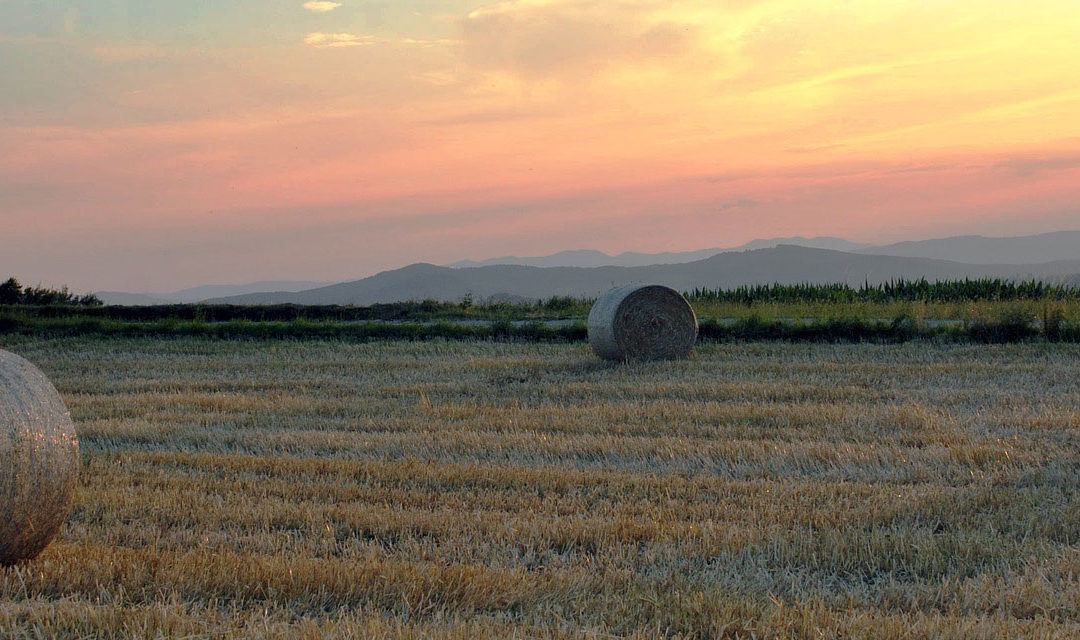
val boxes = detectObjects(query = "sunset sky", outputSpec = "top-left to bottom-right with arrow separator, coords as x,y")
3,0 -> 1080,291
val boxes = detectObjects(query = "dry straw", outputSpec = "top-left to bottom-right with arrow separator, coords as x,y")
0,349 -> 79,566
588,284 -> 698,361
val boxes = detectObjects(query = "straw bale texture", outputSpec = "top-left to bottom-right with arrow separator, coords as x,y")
588,284 -> 698,361
0,349 -> 79,566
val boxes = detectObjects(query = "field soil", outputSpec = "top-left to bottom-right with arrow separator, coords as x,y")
2,336 -> 1080,638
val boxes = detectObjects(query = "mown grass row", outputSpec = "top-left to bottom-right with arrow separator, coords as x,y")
3,311 -> 1080,343
0,297 -> 588,323
706,311 -> 1080,343
0,315 -> 584,342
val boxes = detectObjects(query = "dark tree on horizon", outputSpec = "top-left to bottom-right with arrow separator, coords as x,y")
0,277 -> 102,306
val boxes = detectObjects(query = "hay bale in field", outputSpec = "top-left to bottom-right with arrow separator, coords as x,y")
0,349 -> 79,566
588,285 -> 698,361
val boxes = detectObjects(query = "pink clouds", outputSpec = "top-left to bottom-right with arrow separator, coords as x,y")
3,0 -> 1080,290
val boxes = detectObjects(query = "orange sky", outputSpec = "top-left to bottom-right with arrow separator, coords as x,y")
2,0 -> 1080,290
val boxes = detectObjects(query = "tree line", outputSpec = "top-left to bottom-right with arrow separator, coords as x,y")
4,275 -> 1079,313
0,277 -> 102,306
688,278 -> 1080,304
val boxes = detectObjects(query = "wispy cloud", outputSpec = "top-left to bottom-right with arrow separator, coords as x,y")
62,7 -> 80,34
718,199 -> 760,211
91,43 -> 169,63
302,1 -> 342,12
998,151 -> 1080,177
303,32 -> 459,49
304,32 -> 373,48
462,0 -> 698,77
399,38 -> 463,47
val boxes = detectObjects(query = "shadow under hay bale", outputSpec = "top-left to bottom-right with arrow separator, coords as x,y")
588,285 -> 698,361
0,349 -> 79,567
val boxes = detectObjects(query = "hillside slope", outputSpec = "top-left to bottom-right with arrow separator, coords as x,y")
208,246 -> 1080,305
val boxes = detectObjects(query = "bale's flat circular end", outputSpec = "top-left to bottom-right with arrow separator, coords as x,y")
588,285 -> 698,361
0,349 -> 79,567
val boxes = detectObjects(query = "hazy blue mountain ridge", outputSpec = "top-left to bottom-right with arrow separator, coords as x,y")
96,280 -> 333,305
448,231 -> 1080,269
448,237 -> 866,268
206,245 -> 1080,305
857,230 -> 1080,264
99,231 -> 1080,305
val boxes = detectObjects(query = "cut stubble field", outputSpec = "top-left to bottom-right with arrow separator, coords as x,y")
2,336 -> 1080,638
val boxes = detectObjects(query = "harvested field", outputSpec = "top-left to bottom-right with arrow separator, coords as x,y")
2,336 -> 1080,638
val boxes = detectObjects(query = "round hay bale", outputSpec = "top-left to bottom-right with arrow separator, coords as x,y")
588,284 -> 698,361
0,349 -> 79,567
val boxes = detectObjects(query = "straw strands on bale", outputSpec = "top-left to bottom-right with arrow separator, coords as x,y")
0,349 -> 79,566
588,284 -> 698,361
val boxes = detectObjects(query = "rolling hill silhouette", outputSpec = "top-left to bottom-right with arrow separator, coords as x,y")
206,245 -> 1080,305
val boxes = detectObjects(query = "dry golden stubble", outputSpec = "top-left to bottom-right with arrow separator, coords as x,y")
4,337 -> 1080,638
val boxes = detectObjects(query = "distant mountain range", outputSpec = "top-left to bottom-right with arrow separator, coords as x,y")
96,280 -> 331,306
98,231 -> 1080,305
856,231 -> 1080,264
447,236 -> 867,268
448,231 -> 1080,269
204,245 -> 1080,306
